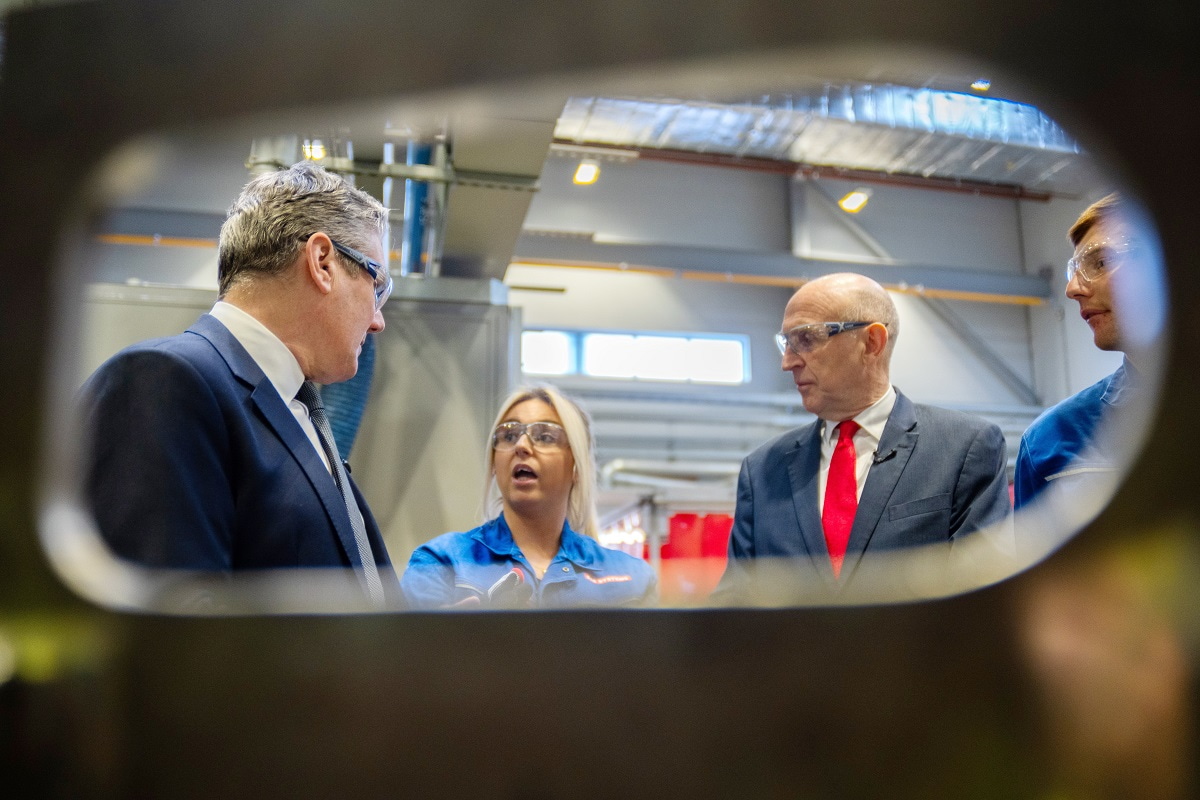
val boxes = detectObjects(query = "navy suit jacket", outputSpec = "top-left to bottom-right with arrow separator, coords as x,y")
81,314 -> 397,598
720,390 -> 1011,596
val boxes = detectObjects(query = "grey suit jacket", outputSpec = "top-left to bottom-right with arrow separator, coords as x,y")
720,389 -> 1011,597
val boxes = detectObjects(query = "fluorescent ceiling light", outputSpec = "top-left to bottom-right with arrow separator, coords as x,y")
302,139 -> 327,160
838,188 -> 872,213
573,159 -> 600,185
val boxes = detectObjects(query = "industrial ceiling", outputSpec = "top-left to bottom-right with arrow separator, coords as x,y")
554,86 -> 1097,197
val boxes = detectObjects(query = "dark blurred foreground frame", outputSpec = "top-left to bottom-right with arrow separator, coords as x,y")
1,1 -> 1197,797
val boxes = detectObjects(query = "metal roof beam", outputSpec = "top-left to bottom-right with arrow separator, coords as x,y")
513,235 -> 1052,302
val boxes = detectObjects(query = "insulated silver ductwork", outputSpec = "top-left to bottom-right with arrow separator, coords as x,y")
555,85 -> 1098,195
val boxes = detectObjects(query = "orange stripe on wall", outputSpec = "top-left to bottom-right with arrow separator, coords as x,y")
512,259 -> 1045,306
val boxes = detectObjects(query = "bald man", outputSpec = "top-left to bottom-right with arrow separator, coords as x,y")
720,273 -> 1012,596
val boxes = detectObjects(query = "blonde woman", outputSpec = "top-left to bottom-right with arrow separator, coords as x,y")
401,385 -> 657,609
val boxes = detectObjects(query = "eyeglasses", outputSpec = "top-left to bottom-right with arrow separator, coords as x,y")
1066,237 -> 1139,284
775,321 -> 876,356
492,421 -> 569,451
298,236 -> 393,310
330,239 -> 393,310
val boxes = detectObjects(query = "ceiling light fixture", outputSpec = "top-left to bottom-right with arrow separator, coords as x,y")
302,139 -> 327,160
838,188 -> 872,213
573,159 -> 600,185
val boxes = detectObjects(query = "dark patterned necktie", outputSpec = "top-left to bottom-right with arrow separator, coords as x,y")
822,420 -> 860,578
296,381 -> 385,606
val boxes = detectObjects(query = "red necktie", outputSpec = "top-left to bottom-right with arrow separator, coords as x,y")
822,420 -> 860,578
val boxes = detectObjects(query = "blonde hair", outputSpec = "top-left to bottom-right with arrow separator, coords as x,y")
482,384 -> 599,538
1068,192 -> 1123,247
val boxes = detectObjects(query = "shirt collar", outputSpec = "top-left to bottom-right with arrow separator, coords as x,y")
821,385 -> 897,447
209,301 -> 306,403
475,514 -> 602,569
1102,358 -> 1139,407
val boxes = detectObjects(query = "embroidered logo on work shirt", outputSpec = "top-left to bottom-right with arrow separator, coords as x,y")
583,573 -> 632,584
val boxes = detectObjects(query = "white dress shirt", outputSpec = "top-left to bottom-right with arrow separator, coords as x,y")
816,385 -> 897,516
208,301 -> 331,473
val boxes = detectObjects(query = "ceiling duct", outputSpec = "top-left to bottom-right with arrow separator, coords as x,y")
555,85 -> 1100,196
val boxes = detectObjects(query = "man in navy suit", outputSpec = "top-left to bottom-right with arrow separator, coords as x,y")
719,273 -> 1012,601
81,162 -> 399,607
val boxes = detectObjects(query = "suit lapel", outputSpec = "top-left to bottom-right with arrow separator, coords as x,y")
841,391 -> 918,580
786,422 -> 839,588
189,315 -> 361,567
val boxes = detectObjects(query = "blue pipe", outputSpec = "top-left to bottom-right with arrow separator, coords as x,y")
322,138 -> 429,454
320,332 -> 377,462
401,140 -> 432,275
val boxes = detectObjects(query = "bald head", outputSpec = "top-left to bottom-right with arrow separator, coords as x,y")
779,273 -> 898,420
789,274 -> 899,358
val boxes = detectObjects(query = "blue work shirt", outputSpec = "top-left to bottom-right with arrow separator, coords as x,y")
1014,359 -> 1140,510
400,514 -> 658,610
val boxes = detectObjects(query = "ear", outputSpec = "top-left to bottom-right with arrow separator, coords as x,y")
302,232 -> 338,296
863,322 -> 889,359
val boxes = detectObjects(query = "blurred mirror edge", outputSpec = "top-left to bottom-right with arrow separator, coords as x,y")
35,43 -> 1171,616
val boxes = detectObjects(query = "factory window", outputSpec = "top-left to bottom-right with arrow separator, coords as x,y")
519,329 -> 576,376
522,329 -> 748,384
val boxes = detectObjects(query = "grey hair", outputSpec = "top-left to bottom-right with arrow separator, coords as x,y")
482,384 -> 600,539
217,161 -> 388,297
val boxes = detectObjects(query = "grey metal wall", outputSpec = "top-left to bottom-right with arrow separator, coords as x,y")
350,279 -> 519,563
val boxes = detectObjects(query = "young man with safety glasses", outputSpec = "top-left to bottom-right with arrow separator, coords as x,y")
1014,193 -> 1146,510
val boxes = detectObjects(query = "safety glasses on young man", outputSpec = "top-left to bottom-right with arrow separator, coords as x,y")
1066,237 -> 1140,284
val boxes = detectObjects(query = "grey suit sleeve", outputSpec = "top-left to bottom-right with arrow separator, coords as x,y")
949,422 -> 1012,539
714,457 -> 756,600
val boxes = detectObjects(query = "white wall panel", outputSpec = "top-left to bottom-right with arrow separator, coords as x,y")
801,177 -> 1026,272
525,156 -> 791,251
888,294 -> 1032,406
